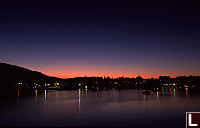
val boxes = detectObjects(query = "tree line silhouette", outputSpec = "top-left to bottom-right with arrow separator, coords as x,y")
1,62 -> 200,91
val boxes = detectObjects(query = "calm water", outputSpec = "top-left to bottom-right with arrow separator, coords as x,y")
0,88 -> 200,127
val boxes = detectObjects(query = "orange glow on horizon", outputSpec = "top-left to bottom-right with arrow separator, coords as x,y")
20,63 -> 200,79
41,70 -> 199,79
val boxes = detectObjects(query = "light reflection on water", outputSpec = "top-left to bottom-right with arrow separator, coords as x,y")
0,88 -> 199,127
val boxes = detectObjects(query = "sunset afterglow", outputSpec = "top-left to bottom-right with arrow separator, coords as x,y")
0,1 -> 200,79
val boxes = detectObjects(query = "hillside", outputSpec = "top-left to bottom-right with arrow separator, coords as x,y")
0,62 -> 60,88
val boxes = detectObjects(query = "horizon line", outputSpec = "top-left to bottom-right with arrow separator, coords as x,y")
57,75 -> 200,80
1,61 -> 199,80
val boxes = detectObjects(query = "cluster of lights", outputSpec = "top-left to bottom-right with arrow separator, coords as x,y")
114,82 -> 118,84
45,84 -> 50,87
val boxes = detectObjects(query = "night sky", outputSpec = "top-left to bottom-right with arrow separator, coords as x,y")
0,0 -> 200,78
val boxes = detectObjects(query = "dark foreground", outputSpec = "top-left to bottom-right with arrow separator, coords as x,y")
0,88 -> 198,127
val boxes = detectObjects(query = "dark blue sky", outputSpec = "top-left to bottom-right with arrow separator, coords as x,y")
0,0 -> 200,78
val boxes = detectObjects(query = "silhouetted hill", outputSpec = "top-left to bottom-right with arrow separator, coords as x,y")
1,62 -> 200,91
0,62 -> 60,88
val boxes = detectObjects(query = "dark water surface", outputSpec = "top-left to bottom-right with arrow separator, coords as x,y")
0,88 -> 199,127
